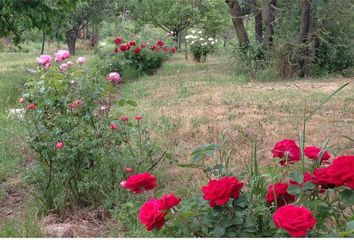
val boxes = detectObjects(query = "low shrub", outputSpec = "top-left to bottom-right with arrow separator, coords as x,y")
121,83 -> 354,237
98,37 -> 176,77
185,29 -> 217,62
20,51 -> 170,213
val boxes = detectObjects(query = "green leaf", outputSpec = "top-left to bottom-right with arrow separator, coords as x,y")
180,210 -> 199,219
289,172 -> 304,184
302,181 -> 315,191
126,99 -> 137,107
340,189 -> 354,206
287,185 -> 302,195
212,226 -> 225,237
118,99 -> 126,106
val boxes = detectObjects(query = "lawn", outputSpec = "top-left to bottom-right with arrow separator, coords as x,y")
0,52 -> 353,237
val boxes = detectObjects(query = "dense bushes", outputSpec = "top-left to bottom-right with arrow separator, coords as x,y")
98,37 -> 176,77
21,51 -> 169,213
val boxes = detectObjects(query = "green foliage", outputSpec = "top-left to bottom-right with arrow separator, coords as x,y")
22,55 -> 169,213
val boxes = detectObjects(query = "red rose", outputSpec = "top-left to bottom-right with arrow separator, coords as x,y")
273,204 -> 316,237
114,37 -> 123,45
289,172 -> 313,186
68,102 -> 76,110
312,166 -> 342,189
151,45 -> 157,51
266,183 -> 295,207
114,48 -> 119,53
129,41 -> 136,46
134,115 -> 142,121
120,44 -> 129,52
75,99 -> 83,105
26,103 -> 37,110
109,123 -> 119,129
134,47 -> 141,54
304,146 -> 331,162
163,47 -> 168,53
55,141 -> 64,150
120,116 -> 129,122
272,139 -> 301,165
138,198 -> 166,231
330,155 -> 354,189
125,172 -> 157,194
156,40 -> 164,47
202,176 -> 244,207
170,47 -> 176,54
158,193 -> 181,210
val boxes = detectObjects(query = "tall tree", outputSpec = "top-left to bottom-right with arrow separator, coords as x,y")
263,0 -> 277,49
225,0 -> 249,46
249,0 -> 263,43
298,0 -> 311,77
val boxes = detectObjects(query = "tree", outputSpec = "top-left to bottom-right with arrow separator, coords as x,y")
249,0 -> 263,43
0,0 -> 78,45
263,0 -> 277,50
298,0 -> 311,77
225,0 -> 249,46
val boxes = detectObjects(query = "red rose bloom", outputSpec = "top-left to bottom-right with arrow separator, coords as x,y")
26,103 -> 37,110
330,155 -> 354,189
158,193 -> 181,210
135,115 -> 142,121
120,44 -> 129,52
151,45 -> 157,51
162,47 -> 168,53
138,199 -> 167,231
312,166 -> 342,189
134,47 -> 141,54
304,146 -> 331,162
114,37 -> 123,45
68,102 -> 76,110
266,183 -> 296,207
273,204 -> 316,237
289,172 -> 313,186
114,48 -> 119,53
272,139 -> 301,165
125,172 -> 157,194
202,176 -> 244,207
156,40 -> 164,47
129,41 -> 136,46
120,116 -> 129,122
109,123 -> 119,129
170,47 -> 176,54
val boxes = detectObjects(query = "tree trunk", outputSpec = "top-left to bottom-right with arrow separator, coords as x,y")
40,30 -> 45,54
66,29 -> 78,55
225,0 -> 249,47
177,31 -> 182,50
263,0 -> 277,49
299,0 -> 311,77
250,0 -> 263,43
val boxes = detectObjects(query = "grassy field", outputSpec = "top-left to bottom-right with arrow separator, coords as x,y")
0,51 -> 353,237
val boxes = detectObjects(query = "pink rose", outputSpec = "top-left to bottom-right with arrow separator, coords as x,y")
55,50 -> 71,62
37,54 -> 52,68
77,56 -> 86,65
59,63 -> 69,72
106,72 -> 121,84
119,180 -> 127,188
67,61 -> 74,67
55,141 -> 64,150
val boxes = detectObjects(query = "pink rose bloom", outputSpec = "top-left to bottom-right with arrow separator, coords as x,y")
119,180 -> 127,188
37,54 -> 52,68
67,61 -> 74,67
75,99 -> 83,105
106,72 -> 121,84
55,141 -> 64,150
77,57 -> 86,65
60,63 -> 69,72
55,50 -> 71,62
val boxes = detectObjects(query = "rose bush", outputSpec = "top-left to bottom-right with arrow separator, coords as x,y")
98,37 -> 176,77
21,51 -> 170,212
185,29 -> 217,62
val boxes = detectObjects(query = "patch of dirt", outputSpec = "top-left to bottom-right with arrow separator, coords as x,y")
40,208 -> 121,237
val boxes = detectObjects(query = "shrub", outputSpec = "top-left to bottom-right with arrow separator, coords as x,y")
98,37 -> 176,77
21,51 -> 169,213
185,29 -> 217,62
128,83 -> 354,237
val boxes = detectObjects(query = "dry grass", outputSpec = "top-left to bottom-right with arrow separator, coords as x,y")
118,54 -> 354,189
